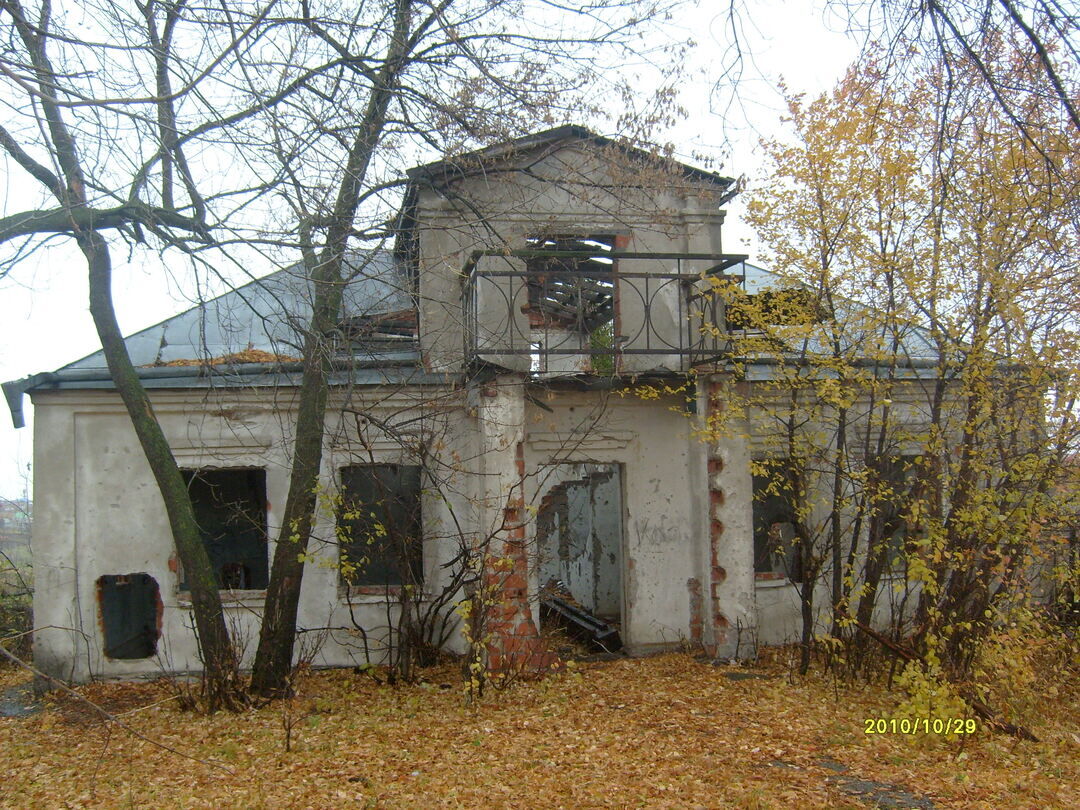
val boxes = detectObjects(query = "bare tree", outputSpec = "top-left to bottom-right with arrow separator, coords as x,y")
0,0 -> 693,698
0,0 -> 287,708
703,1 -> 1077,167
236,0 -> 694,696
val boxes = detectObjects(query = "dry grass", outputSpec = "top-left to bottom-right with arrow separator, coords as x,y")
1,652 -> 1077,808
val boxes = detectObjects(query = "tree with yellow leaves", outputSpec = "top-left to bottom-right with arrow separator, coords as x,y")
735,38 -> 1079,713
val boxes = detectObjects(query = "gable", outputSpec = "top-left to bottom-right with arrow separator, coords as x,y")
403,126 -> 738,235
407,124 -> 736,195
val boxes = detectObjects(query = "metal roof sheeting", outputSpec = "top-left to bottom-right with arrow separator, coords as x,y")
2,250 -> 431,428
64,250 -> 414,370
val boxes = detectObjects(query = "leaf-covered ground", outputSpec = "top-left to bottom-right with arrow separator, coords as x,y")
1,652 -> 1077,809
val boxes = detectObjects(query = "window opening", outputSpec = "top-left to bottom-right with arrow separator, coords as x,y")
878,454 -> 921,571
181,468 -> 269,590
524,235 -> 616,333
338,465 -> 423,588
334,309 -> 418,354
752,461 -> 804,582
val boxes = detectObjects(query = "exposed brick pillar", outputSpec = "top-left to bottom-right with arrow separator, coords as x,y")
485,441 -> 556,673
706,381 -> 730,656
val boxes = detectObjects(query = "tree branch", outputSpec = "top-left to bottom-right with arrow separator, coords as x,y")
0,203 -> 207,245
0,122 -> 65,200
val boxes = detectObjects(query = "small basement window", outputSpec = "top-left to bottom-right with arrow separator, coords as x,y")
97,573 -> 160,659
752,460 -> 804,582
338,465 -> 423,589
181,468 -> 269,591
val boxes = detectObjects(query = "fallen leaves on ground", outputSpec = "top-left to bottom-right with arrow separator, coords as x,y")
1,652 -> 1077,809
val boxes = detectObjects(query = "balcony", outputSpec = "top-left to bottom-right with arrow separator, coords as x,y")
461,249 -> 747,375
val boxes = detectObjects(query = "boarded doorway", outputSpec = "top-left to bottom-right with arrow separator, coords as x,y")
536,463 -> 623,643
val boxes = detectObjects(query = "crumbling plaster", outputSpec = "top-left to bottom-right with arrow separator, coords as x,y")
414,143 -> 728,374
31,373 -> 766,681
30,386 -> 470,681
521,383 -> 753,656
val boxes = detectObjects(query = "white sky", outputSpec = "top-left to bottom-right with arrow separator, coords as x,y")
0,0 -> 860,499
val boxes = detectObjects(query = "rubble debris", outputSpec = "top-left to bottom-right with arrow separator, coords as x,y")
540,580 -> 621,652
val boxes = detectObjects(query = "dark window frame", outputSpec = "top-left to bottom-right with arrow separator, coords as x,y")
337,464 -> 424,595
752,459 -> 804,583
876,454 -> 922,575
179,467 -> 269,593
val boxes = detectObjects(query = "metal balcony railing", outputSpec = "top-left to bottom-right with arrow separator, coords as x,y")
461,250 -> 747,374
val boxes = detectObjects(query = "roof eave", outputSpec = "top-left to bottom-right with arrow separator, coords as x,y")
406,125 -> 736,196
2,353 -> 454,428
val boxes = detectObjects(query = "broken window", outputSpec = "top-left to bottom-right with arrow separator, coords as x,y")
181,468 -> 269,591
877,455 -> 921,572
338,465 -> 423,589
752,460 -> 804,582
524,235 -> 616,333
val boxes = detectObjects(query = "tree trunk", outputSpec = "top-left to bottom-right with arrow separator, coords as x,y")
798,574 -> 815,676
248,266 -> 343,696
828,406 -> 847,639
249,0 -> 415,697
81,230 -> 241,710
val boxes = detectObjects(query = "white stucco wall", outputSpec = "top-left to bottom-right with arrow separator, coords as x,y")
30,377 -> 944,679
30,386 -> 469,681
31,376 -> 741,678
704,379 -> 758,658
413,141 -> 730,374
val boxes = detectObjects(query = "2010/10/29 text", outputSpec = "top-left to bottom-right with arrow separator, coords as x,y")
864,718 -> 977,735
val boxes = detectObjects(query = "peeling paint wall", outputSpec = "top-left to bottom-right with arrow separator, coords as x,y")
30,386 -> 470,682
31,355 -> 764,681
523,390 -> 715,654
704,377 -> 757,658
37,372 -> 923,675
31,374 -> 937,679
414,141 -> 728,374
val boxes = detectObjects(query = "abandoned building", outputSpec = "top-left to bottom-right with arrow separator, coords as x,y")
3,126 -> 937,681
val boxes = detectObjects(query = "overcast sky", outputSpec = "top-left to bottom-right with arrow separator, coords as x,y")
0,0 -> 860,499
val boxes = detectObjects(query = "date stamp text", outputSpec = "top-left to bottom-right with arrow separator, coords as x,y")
864,717 -> 977,735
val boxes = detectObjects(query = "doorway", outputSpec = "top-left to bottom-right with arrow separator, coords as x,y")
535,463 -> 623,646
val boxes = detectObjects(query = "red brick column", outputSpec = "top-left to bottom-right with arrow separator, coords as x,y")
706,382 -> 730,656
485,442 -> 557,673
